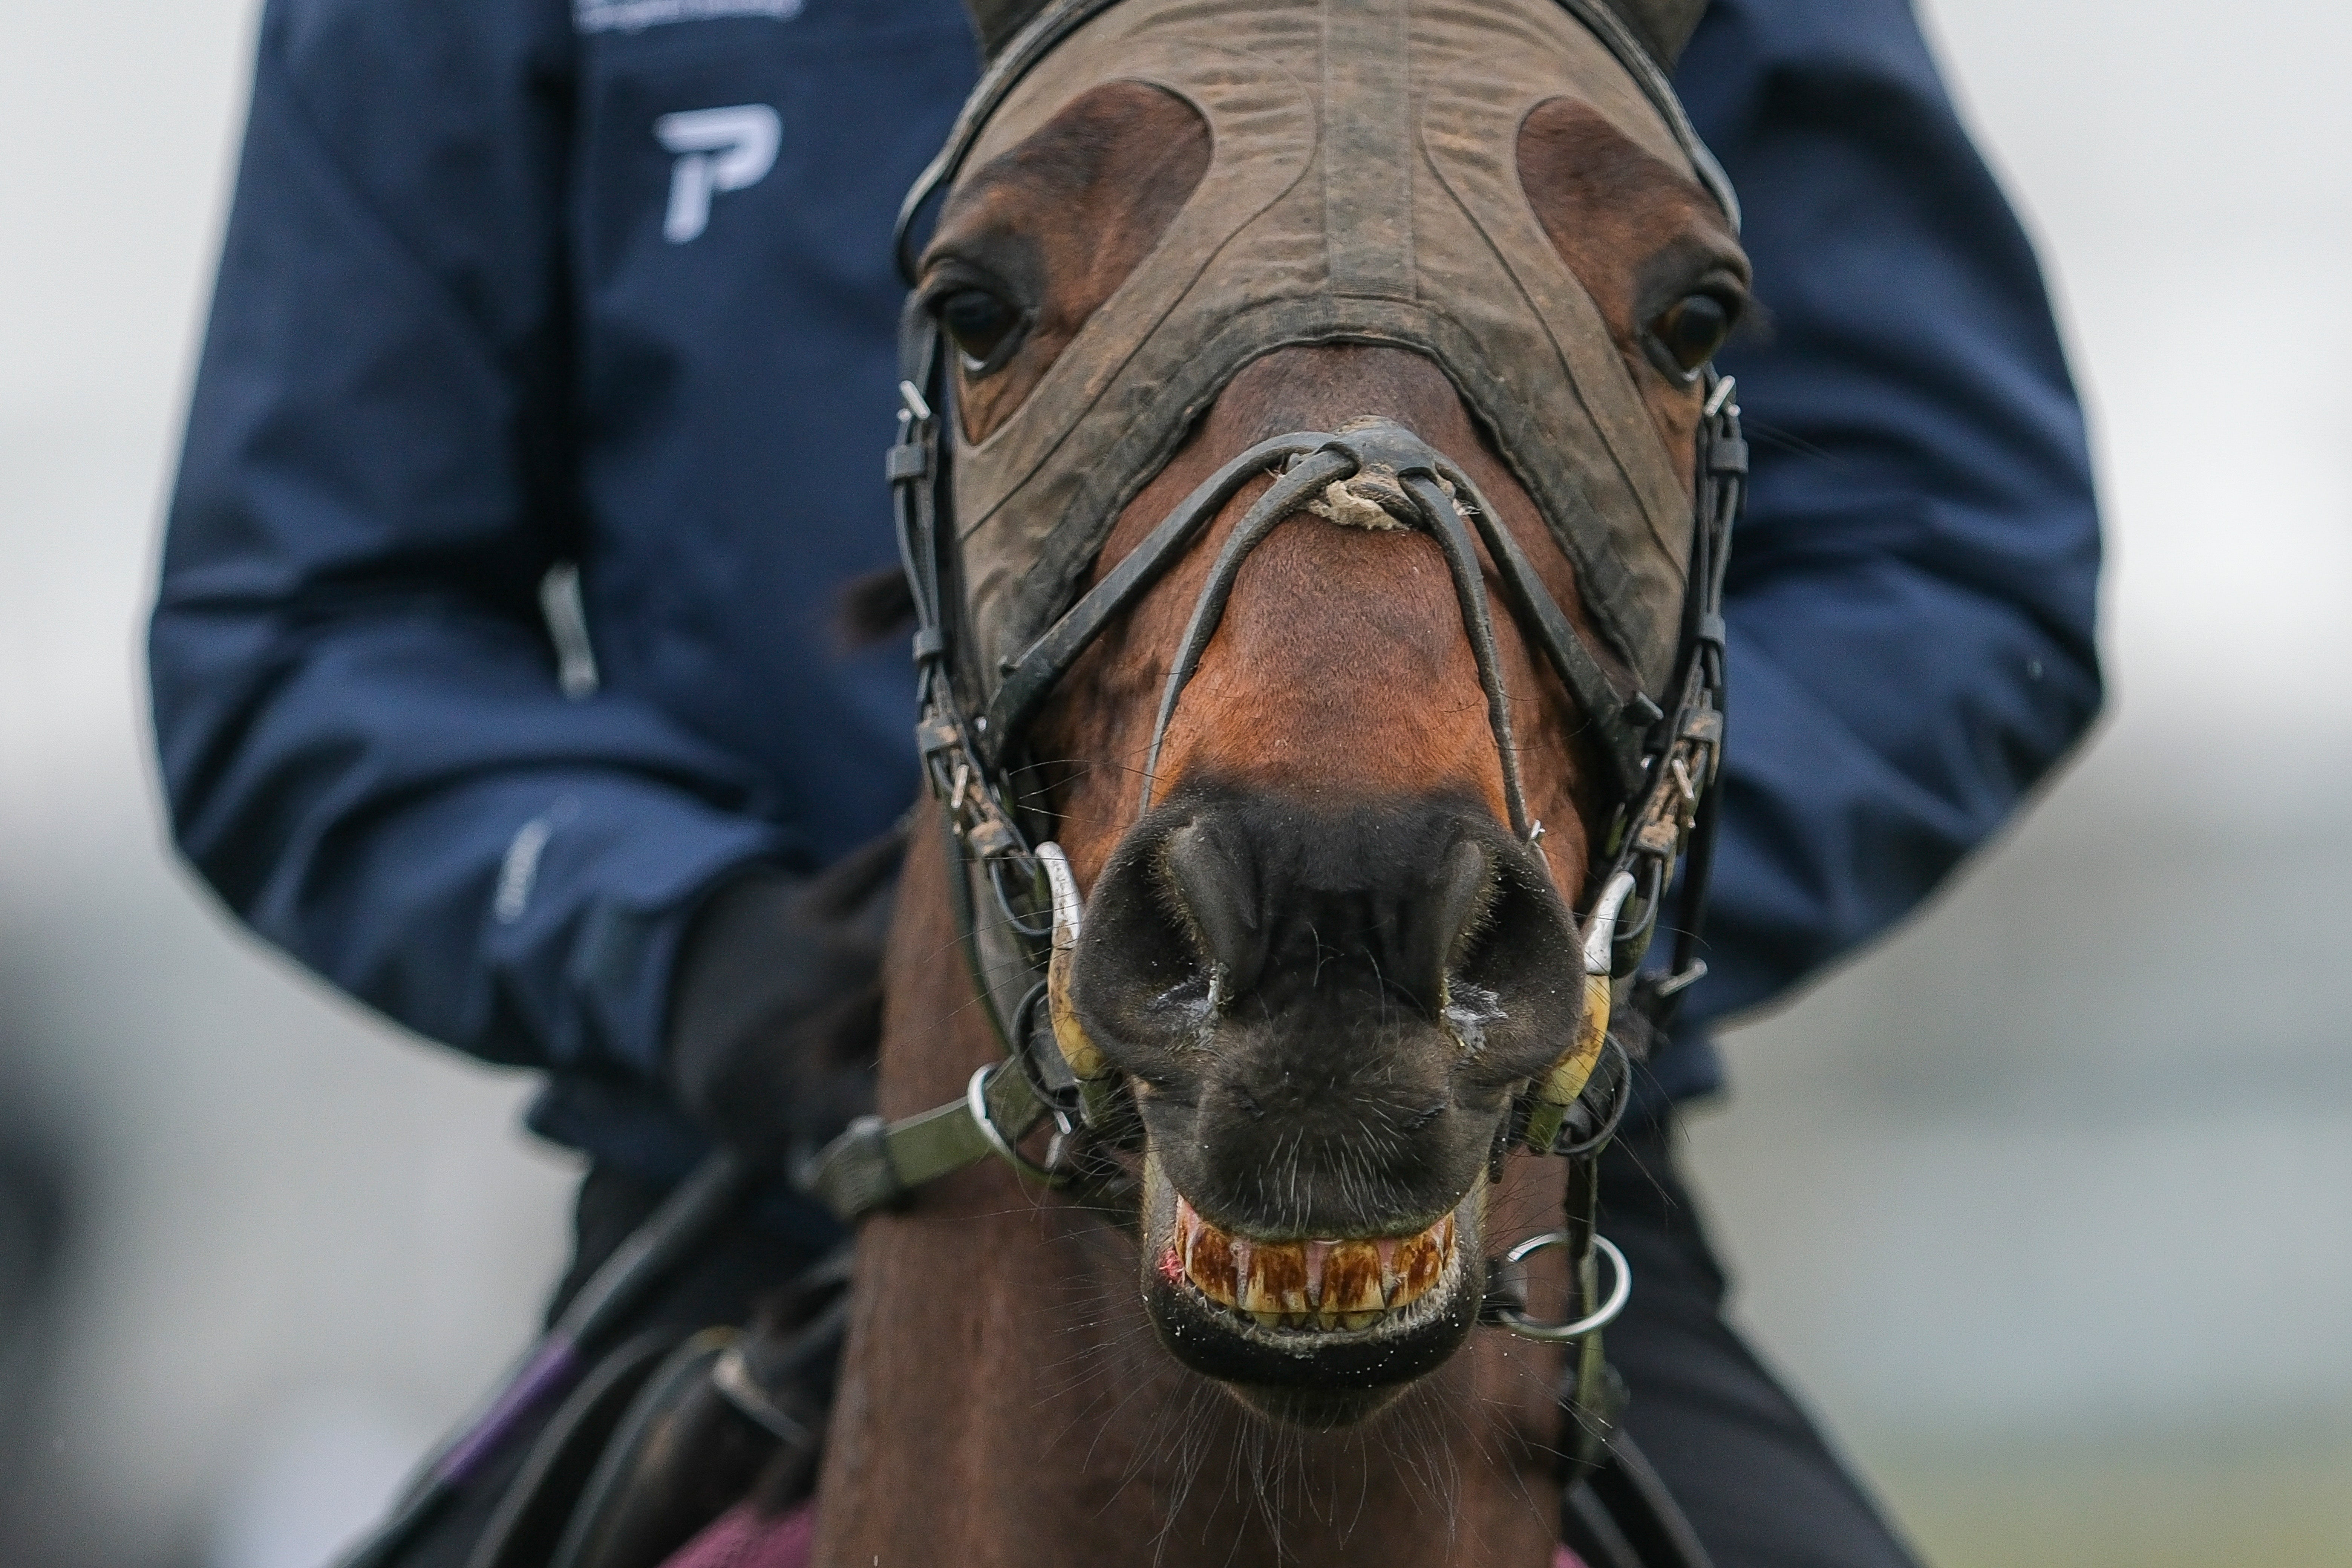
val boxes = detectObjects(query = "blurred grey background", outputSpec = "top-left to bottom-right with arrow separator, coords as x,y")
0,2 -> 2345,1566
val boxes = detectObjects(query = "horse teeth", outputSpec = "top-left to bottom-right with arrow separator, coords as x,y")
1239,1238 -> 1310,1315
1303,1240 -> 1334,1309
1181,1199 -> 1240,1307
1173,1195 -> 1463,1329
1386,1216 -> 1452,1309
1393,1235 -> 1441,1306
1322,1240 -> 1385,1315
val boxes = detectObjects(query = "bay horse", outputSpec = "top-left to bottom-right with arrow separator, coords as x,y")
805,0 -> 1749,1563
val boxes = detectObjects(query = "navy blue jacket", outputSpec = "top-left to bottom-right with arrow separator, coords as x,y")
153,0 -> 2099,1238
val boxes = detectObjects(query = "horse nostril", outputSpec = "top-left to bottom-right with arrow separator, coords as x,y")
1076,795 -> 1584,1236
1164,819 -> 1263,993
1076,794 -> 1580,1121
1161,809 -> 1500,1015
1427,837 -> 1493,985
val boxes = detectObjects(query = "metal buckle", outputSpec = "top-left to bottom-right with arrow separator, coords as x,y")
711,1341 -> 813,1446
1652,959 -> 1707,999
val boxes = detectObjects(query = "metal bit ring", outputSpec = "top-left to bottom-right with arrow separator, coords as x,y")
1489,1233 -> 1632,1343
966,1064 -> 1071,1187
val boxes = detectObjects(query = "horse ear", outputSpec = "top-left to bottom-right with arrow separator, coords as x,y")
1598,0 -> 1709,67
965,0 -> 1055,58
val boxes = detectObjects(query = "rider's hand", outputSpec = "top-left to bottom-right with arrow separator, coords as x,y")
663,826 -> 903,1167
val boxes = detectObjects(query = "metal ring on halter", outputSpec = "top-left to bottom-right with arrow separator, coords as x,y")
1490,1234 -> 1632,1343
965,1064 -> 1071,1185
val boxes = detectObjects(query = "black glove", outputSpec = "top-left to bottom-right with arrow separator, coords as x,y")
663,825 -> 904,1166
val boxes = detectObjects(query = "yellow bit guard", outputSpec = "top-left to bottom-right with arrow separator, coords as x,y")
1038,842 -> 1110,1083
1540,972 -> 1615,1108
1523,871 -> 1636,1151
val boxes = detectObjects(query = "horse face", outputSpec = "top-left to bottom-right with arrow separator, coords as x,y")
919,71 -> 1743,1428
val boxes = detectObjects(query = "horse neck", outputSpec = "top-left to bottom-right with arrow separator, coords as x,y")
812,799 -> 1570,1568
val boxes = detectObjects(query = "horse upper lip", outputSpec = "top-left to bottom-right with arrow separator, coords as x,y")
1168,1194 -> 1458,1329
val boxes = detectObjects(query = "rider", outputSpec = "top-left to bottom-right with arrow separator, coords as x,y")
150,0 -> 2100,1563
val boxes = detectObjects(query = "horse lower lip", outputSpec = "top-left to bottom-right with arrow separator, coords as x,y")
1170,1196 -> 1456,1329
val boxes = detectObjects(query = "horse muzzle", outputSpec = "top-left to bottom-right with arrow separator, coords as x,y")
1138,1153 -> 1487,1426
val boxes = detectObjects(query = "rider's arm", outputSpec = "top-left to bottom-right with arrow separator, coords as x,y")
151,0 -> 791,1084
1664,0 -> 2103,1069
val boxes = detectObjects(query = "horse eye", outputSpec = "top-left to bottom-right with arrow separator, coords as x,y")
938,288 -> 1021,372
1649,292 -> 1735,375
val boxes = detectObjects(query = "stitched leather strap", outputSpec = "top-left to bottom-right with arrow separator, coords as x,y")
805,1058 -> 1055,1222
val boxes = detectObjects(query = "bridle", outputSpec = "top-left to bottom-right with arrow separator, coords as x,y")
812,365 -> 1745,1255
804,0 -> 1749,1475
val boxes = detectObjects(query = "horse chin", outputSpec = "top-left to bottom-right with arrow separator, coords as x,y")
1136,1153 -> 1487,1428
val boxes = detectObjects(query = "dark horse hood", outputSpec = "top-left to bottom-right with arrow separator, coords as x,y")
931,0 -> 1739,706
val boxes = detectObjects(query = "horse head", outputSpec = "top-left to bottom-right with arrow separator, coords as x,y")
835,3 -> 1747,1550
